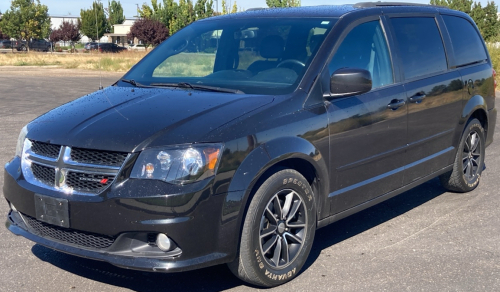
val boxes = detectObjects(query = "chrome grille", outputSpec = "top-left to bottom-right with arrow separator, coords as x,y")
30,140 -> 61,158
71,148 -> 127,167
23,213 -> 115,249
22,139 -> 128,196
31,163 -> 56,186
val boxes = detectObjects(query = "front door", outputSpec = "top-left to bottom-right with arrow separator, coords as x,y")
325,19 -> 407,214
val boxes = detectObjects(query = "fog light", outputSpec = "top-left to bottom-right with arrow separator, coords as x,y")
156,233 -> 172,251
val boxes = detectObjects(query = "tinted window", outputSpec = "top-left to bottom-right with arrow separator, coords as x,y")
391,17 -> 447,80
442,15 -> 487,67
329,20 -> 393,89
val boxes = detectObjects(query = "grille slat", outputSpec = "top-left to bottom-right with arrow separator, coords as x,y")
66,172 -> 115,194
30,140 -> 61,158
71,148 -> 127,167
23,214 -> 115,249
31,163 -> 55,186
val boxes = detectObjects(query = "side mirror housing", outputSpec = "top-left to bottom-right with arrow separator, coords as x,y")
329,68 -> 372,98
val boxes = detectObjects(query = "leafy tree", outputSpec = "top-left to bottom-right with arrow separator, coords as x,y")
50,20 -> 81,49
169,0 -> 195,34
80,1 -> 108,41
128,17 -> 169,47
266,0 -> 300,8
108,0 -> 125,32
231,1 -> 238,13
0,0 -> 51,51
482,1 -> 499,42
221,0 -> 228,14
470,2 -> 486,36
194,0 -> 213,20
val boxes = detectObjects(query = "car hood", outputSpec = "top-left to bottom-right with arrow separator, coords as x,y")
27,86 -> 273,152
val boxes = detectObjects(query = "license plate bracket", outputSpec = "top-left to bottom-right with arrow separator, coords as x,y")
34,194 -> 69,228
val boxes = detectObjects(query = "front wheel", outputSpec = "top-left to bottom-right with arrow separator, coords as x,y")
228,169 -> 316,287
440,118 -> 485,192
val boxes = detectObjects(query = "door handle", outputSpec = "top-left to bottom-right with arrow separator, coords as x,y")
409,93 -> 426,103
387,99 -> 406,110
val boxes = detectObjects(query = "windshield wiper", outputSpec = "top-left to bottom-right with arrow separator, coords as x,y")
120,79 -> 148,88
150,82 -> 244,94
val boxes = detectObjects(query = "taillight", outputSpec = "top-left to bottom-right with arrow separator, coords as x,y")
493,69 -> 497,90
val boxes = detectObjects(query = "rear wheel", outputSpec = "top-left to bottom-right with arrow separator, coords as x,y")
228,169 -> 316,287
440,118 -> 485,192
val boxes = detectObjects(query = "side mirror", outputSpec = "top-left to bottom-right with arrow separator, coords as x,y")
329,68 -> 372,98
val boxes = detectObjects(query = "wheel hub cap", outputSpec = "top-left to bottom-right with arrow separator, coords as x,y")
277,222 -> 286,234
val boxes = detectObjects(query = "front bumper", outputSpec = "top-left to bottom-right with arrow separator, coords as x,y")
3,157 -> 237,272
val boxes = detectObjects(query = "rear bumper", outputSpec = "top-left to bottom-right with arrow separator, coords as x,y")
486,107 -> 497,147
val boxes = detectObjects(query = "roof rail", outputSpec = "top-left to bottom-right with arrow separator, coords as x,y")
353,2 -> 442,8
246,7 -> 267,11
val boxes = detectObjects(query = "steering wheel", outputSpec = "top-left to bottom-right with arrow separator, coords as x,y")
277,59 -> 306,68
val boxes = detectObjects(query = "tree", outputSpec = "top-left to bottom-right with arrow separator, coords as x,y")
108,0 -> 125,32
194,0 -> 213,20
470,2 -> 486,36
50,20 -> 81,49
482,1 -> 499,42
128,18 -> 169,47
80,1 -> 108,41
266,0 -> 300,8
231,1 -> 238,13
0,0 -> 51,51
169,0 -> 195,34
221,0 -> 228,14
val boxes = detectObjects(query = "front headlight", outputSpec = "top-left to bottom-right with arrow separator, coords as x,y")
130,144 -> 223,184
15,125 -> 28,157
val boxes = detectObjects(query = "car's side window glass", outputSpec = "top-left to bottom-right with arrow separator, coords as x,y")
442,15 -> 487,67
328,20 -> 393,89
391,17 -> 447,80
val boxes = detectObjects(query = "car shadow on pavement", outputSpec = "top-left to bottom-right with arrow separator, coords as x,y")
31,178 -> 447,291
303,177 -> 448,271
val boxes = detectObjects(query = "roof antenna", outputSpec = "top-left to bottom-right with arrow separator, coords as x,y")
95,0 -> 103,90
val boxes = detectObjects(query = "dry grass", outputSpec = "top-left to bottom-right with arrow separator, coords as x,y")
0,51 -> 148,72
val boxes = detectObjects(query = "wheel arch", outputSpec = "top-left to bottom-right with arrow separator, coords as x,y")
220,137 -> 329,260
460,95 -> 489,139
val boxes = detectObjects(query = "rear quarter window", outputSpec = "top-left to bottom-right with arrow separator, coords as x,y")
442,15 -> 487,67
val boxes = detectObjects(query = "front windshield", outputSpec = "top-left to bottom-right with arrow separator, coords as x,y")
121,17 -> 336,95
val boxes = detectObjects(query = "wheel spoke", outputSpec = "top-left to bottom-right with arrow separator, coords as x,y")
281,237 -> 290,264
273,197 -> 283,220
260,225 -> 277,238
286,222 -> 305,229
284,232 -> 303,244
262,234 -> 278,254
281,191 -> 294,219
465,136 -> 472,151
470,133 -> 479,152
272,237 -> 282,267
286,200 -> 301,224
466,160 -> 472,178
463,159 -> 469,173
264,206 -> 278,225
471,158 -> 479,167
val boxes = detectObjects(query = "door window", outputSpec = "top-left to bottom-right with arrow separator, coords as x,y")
442,15 -> 487,67
328,20 -> 394,89
391,17 -> 448,80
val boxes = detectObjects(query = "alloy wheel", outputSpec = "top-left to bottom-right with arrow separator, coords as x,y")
259,189 -> 307,269
463,130 -> 482,182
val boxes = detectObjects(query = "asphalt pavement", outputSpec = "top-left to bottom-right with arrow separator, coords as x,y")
0,67 -> 499,291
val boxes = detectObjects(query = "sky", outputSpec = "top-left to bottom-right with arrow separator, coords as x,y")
0,0 -> 495,18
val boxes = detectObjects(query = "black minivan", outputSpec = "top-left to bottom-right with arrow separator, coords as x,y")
3,3 -> 497,287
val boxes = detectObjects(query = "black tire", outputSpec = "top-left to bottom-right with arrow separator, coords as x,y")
20,45 -> 27,52
440,118 -> 485,192
228,169 -> 316,287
